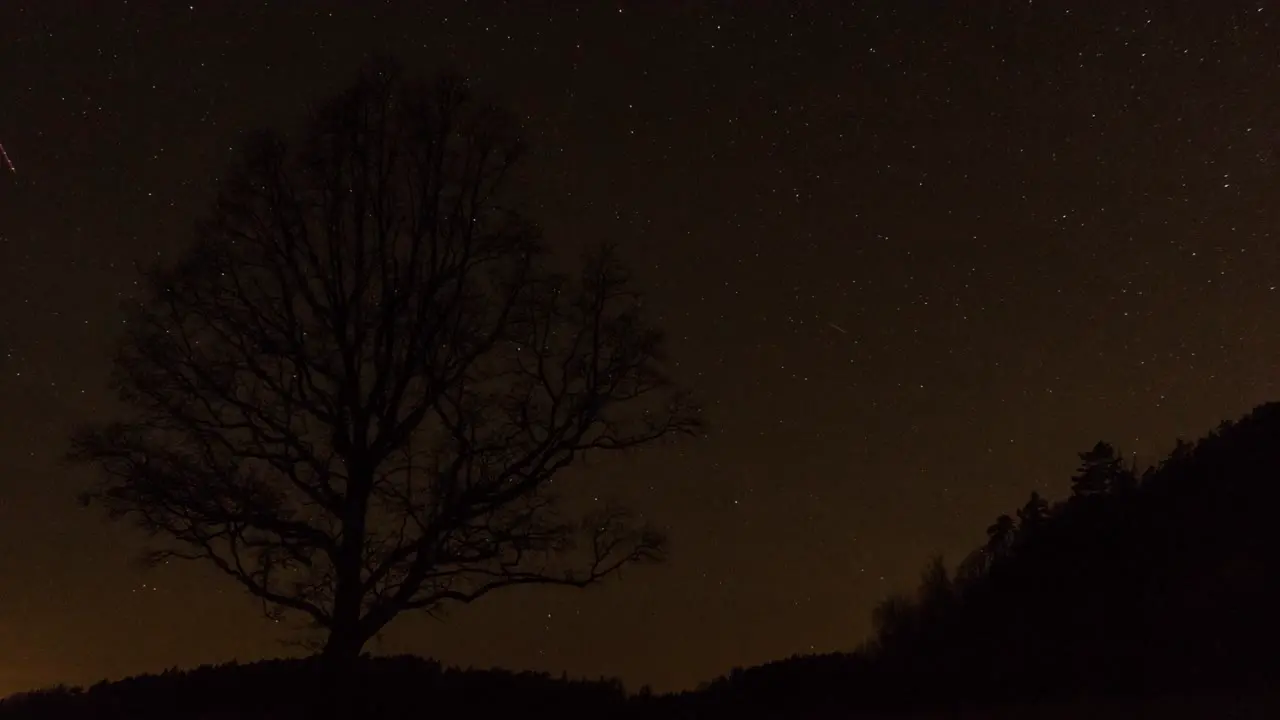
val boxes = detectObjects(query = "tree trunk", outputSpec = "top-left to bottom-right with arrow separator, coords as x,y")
320,624 -> 366,671
314,621 -> 368,718
322,461 -> 374,669
316,458 -> 373,718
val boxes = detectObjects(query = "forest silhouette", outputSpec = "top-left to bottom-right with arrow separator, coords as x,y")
684,401 -> 1280,717
13,58 -> 1280,718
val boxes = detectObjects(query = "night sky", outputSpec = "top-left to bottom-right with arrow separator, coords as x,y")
3,0 -> 1280,698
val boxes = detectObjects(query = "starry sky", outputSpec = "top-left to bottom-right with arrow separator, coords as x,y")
3,0 -> 1280,699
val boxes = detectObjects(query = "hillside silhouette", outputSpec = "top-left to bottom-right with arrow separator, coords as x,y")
683,401 -> 1280,717
10,402 -> 1280,718
857,400 -> 1280,704
0,656 -> 638,720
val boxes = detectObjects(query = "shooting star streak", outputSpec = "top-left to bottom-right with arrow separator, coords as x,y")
827,322 -> 848,334
0,143 -> 14,173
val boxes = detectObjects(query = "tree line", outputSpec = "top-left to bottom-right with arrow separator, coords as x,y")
687,403 -> 1280,716
858,405 -> 1280,704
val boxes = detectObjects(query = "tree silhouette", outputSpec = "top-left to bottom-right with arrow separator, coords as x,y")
1015,491 -> 1049,536
67,59 -> 702,671
1070,441 -> 1125,497
984,513 -> 1016,560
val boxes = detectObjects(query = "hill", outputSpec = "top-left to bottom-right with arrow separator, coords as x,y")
682,401 -> 1280,716
859,401 -> 1280,702
0,656 -> 636,720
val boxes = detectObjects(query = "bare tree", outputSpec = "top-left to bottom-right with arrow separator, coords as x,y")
69,60 -> 702,670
